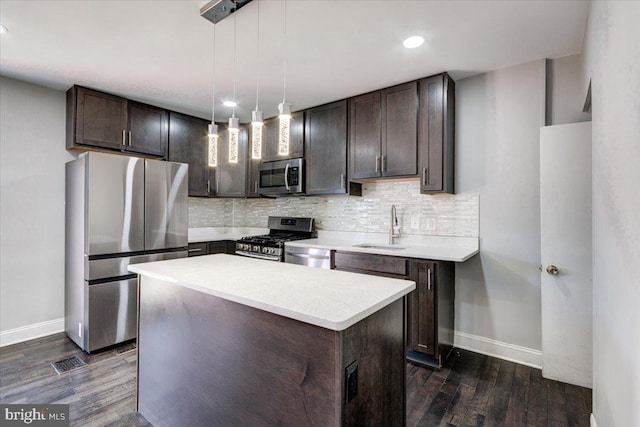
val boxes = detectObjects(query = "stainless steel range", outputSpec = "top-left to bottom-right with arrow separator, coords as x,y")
235,216 -> 315,262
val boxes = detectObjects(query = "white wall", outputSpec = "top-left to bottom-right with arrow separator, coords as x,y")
454,60 -> 545,360
582,2 -> 640,426
546,54 -> 592,125
0,77 -> 74,343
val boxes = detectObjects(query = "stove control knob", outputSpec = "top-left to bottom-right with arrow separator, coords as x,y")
262,247 -> 268,254
253,245 -> 260,252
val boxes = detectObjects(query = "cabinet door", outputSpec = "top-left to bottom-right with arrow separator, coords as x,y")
305,100 -> 348,195
126,101 -> 168,158
216,124 -> 248,197
381,82 -> 418,177
418,74 -> 455,194
349,91 -> 382,180
72,86 -> 128,150
168,112 -> 210,197
407,260 -> 436,356
262,111 -> 304,162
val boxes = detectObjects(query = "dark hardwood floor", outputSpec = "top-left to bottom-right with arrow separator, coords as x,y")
1,333 -> 591,426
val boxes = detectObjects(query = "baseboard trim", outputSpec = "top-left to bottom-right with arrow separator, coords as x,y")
0,318 -> 64,347
590,413 -> 596,427
454,330 -> 542,369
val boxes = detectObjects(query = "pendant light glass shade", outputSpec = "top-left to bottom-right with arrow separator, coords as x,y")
208,124 -> 218,167
277,101 -> 291,156
251,110 -> 263,160
228,117 -> 240,163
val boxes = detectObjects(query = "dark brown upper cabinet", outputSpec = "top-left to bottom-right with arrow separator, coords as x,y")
418,73 -> 455,194
304,100 -> 349,195
126,101 -> 168,158
262,111 -> 304,162
215,124 -> 248,198
168,112 -> 211,197
349,82 -> 418,180
67,85 -> 168,158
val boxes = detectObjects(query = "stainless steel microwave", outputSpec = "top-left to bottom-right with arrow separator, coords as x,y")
258,158 -> 304,195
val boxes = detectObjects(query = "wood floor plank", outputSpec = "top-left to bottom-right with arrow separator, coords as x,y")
0,335 -> 592,427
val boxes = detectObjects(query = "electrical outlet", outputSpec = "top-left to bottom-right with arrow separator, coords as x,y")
345,360 -> 358,403
410,215 -> 420,229
426,217 -> 437,231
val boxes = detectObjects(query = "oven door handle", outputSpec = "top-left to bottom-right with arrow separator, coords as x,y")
235,250 -> 281,261
284,163 -> 290,191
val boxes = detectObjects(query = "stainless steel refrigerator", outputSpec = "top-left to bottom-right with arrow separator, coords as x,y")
65,152 -> 188,352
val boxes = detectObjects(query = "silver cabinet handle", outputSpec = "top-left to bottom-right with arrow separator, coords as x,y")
285,252 -> 330,260
284,163 -> 290,191
207,180 -> 210,194
341,174 -> 345,189
422,167 -> 429,185
381,155 -> 386,172
546,265 -> 559,275
375,155 -> 381,172
427,268 -> 432,291
128,131 -> 132,146
122,130 -> 126,146
255,180 -> 258,193
188,248 -> 203,253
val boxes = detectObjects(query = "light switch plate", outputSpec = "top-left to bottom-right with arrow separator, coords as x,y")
410,216 -> 420,229
426,217 -> 437,231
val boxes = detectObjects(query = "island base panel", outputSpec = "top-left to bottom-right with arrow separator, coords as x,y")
137,276 -> 405,427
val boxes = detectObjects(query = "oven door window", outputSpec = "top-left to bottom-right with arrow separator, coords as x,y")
260,168 -> 286,188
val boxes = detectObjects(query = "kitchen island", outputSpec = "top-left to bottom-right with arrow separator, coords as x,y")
129,254 -> 415,427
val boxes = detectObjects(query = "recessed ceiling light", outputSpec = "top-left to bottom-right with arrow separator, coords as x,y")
0,24 -> 8,34
223,100 -> 238,107
403,36 -> 424,49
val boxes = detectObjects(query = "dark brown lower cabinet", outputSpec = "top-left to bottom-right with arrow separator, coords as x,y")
187,242 -> 208,257
188,241 -> 236,257
333,251 -> 455,368
406,259 -> 455,367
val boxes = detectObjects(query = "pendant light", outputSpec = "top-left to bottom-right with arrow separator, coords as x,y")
228,2 -> 239,164
277,0 -> 291,156
251,0 -> 263,160
208,25 -> 218,167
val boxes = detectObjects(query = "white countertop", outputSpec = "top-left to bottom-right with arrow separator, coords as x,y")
129,254 -> 414,331
285,231 -> 479,262
188,227 -> 269,243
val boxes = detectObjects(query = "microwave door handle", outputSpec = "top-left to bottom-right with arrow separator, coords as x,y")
284,163 -> 290,191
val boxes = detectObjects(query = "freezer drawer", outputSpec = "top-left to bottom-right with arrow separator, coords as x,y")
87,278 -> 138,352
85,250 -> 188,281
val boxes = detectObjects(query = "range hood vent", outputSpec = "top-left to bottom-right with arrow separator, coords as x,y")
200,0 -> 254,25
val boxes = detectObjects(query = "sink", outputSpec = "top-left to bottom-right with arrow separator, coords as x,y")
353,243 -> 406,250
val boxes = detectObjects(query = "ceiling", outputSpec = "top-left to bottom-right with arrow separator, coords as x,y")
0,1 -> 588,123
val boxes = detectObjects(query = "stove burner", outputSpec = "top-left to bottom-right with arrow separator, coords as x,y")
235,217 -> 316,261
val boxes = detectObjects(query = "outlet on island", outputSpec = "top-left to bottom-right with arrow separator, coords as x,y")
345,360 -> 358,403
426,217 -> 437,231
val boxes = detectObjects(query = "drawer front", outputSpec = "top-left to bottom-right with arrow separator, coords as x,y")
334,251 -> 408,276
188,242 -> 208,257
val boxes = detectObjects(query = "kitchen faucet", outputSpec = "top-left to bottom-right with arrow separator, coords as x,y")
389,204 -> 400,245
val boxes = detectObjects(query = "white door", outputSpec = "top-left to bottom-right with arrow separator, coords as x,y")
540,121 -> 592,388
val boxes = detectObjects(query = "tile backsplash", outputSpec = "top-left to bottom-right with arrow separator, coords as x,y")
189,180 -> 479,238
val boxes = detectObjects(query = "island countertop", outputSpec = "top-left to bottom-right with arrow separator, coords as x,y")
128,254 -> 415,331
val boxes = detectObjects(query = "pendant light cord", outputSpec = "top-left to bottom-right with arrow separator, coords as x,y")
232,1 -> 237,119
283,0 -> 287,102
211,25 -> 216,124
255,0 -> 260,111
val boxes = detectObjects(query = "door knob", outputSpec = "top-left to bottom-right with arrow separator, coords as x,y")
546,265 -> 559,275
